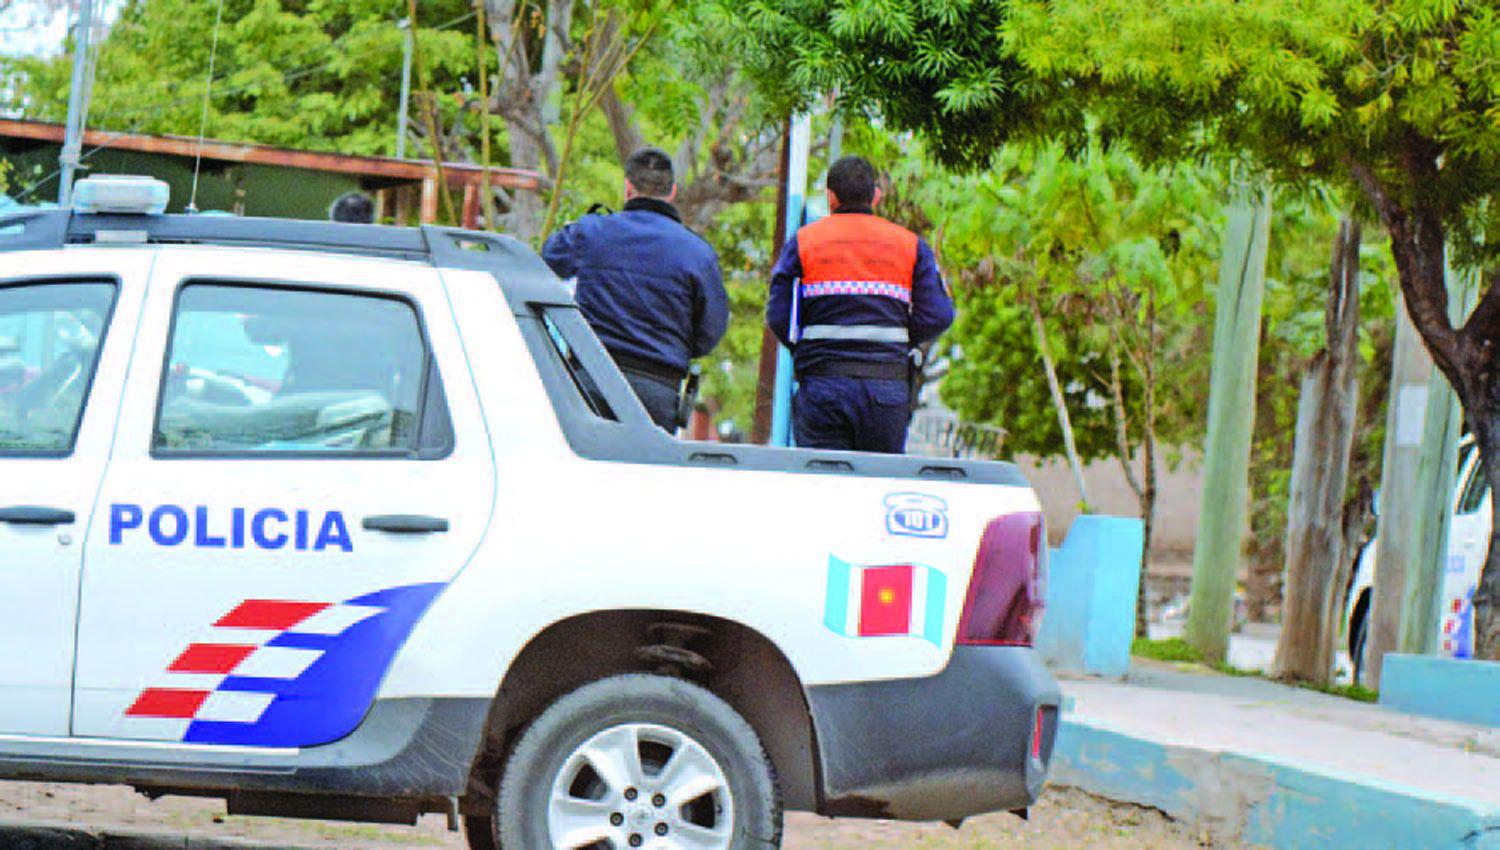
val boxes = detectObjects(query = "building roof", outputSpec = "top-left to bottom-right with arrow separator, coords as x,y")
0,118 -> 540,191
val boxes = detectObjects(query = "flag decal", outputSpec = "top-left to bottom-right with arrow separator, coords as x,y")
824,556 -> 946,645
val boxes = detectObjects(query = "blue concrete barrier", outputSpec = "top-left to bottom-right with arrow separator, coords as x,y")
1380,653 -> 1500,728
1052,717 -> 1500,849
1036,515 -> 1144,679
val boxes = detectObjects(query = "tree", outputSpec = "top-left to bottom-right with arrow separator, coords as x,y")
733,0 -> 1500,660
911,139 -> 1216,633
1274,217 -> 1362,684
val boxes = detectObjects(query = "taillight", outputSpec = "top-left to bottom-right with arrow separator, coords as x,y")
956,511 -> 1047,646
1031,707 -> 1044,760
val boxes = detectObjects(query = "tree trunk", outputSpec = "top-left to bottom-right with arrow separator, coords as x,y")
1185,188 -> 1271,664
1273,219 -> 1362,685
486,0 -> 569,243
1472,410 -> 1500,660
1138,278 -> 1160,638
1348,156 -> 1500,661
1027,286 -> 1090,510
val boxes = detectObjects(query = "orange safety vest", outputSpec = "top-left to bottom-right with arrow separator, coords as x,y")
795,213 -> 919,343
797,213 -> 920,304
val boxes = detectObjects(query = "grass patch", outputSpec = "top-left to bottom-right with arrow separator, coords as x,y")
1130,637 -> 1378,702
1289,680 -> 1379,703
1130,637 -> 1202,663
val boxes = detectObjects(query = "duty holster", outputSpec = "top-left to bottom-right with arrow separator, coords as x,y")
676,364 -> 702,431
907,346 -> 928,414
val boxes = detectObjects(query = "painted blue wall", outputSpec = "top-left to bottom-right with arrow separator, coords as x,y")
1381,653 -> 1500,728
1036,515 -> 1144,679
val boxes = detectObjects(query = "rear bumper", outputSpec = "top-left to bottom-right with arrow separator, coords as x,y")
805,645 -> 1060,821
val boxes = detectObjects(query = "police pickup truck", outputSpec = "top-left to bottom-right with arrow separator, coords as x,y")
0,176 -> 1058,850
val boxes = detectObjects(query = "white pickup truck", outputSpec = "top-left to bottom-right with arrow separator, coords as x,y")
0,178 -> 1058,850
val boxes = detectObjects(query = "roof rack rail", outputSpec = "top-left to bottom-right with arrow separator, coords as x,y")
0,210 -> 572,306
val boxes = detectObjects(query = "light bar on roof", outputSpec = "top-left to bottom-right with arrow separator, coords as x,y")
72,175 -> 170,215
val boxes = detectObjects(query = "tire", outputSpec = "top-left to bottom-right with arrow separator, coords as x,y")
473,674 -> 781,850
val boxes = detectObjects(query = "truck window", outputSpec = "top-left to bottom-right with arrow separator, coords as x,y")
538,308 -> 617,421
0,280 -> 115,455
154,283 -> 450,456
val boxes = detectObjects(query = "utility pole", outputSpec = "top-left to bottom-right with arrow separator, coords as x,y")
1369,300 -> 1433,686
767,113 -> 812,447
395,18 -> 414,159
1398,264 -> 1481,655
58,0 -> 97,205
1184,186 -> 1272,664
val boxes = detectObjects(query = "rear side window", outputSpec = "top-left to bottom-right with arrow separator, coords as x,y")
154,283 -> 450,457
0,280 -> 116,455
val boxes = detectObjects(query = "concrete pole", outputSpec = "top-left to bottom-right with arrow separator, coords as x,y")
1369,299 -> 1434,686
768,113 -> 812,447
57,0 -> 96,205
395,18 -> 414,160
1398,264 -> 1481,655
1184,187 -> 1272,664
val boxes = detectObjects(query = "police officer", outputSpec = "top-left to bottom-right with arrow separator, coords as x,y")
766,155 -> 955,453
542,147 -> 728,431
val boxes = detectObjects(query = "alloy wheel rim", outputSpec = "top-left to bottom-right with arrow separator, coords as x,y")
547,722 -> 734,850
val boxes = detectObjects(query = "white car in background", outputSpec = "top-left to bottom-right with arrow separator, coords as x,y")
1345,437 -> 1486,682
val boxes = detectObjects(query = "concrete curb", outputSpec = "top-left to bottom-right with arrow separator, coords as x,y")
1051,717 -> 1500,850
0,822 -> 327,850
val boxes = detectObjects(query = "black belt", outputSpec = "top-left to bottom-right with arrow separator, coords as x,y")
799,359 -> 908,382
609,350 -> 686,385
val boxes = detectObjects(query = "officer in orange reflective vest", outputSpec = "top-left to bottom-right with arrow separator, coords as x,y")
766,156 -> 955,453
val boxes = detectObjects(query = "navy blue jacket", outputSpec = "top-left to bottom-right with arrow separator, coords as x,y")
542,197 -> 727,377
767,207 -> 953,377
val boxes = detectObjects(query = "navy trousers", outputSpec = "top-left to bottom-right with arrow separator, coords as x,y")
622,369 -> 681,432
792,376 -> 910,454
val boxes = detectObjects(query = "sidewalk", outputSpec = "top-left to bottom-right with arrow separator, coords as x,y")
1052,659 -> 1500,849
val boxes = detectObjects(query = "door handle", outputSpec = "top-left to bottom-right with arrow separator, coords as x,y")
362,514 -> 449,534
0,506 -> 76,525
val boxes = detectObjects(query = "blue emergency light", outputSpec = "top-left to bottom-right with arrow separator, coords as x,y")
71,175 -> 170,215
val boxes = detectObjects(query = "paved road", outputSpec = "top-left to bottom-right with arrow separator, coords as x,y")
0,782 -> 1215,849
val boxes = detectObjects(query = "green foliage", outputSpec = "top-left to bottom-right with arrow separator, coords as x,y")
695,200 -> 777,433
734,0 -> 1500,262
902,138 -> 1218,464
3,0 -> 477,158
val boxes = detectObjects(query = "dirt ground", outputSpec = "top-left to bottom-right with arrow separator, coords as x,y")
0,781 -> 1223,849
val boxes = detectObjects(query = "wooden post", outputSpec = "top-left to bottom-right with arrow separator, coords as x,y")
394,184 -> 414,227
419,175 -> 439,224
1184,187 -> 1272,664
374,189 -> 388,224
751,120 -> 794,444
462,182 -> 480,229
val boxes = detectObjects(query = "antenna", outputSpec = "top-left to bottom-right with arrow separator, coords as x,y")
57,0 -> 96,205
187,0 -> 228,213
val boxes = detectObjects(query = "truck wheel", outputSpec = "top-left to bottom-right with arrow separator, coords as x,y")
490,674 -> 781,850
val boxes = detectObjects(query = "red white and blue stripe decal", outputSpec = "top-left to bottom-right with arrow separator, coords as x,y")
125,583 -> 444,747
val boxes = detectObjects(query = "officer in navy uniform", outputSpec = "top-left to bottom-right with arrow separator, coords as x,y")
542,148 -> 728,431
766,156 -> 955,453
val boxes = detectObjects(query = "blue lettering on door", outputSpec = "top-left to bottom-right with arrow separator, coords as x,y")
109,503 -> 355,553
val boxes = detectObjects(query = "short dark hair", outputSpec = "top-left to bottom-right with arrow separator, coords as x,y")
826,155 -> 878,207
625,147 -> 675,197
329,191 -> 374,224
